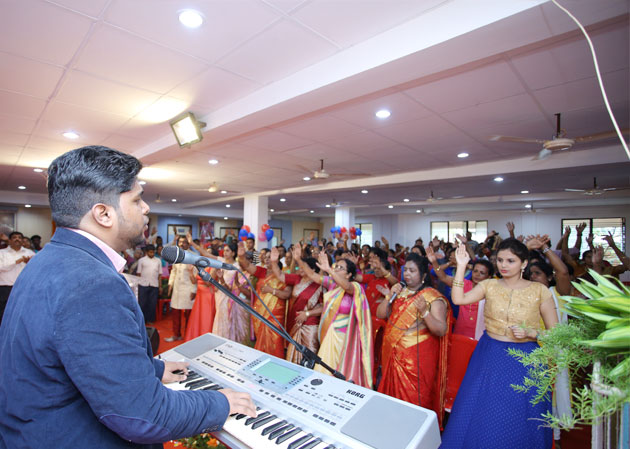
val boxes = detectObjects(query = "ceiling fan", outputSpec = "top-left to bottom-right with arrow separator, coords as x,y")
298,159 -> 369,180
154,194 -> 163,203
185,182 -> 221,193
426,191 -> 441,202
489,113 -> 628,160
564,177 -> 630,196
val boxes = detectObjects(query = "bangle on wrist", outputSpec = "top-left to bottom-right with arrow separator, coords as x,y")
305,310 -> 310,317
435,265 -> 441,272
542,246 -> 550,254
452,279 -> 465,288
421,309 -> 430,319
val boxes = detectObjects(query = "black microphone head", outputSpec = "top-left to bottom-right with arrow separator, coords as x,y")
161,246 -> 184,264
399,280 -> 407,288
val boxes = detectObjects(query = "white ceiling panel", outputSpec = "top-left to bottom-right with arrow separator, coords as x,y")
98,134 -> 146,153
104,0 -> 282,64
0,132 -> 29,147
50,0 -> 110,17
216,19 -> 338,85
0,53 -> 64,99
56,71 -> 161,117
1,0 -> 92,65
540,0 -> 629,36
330,92 -> 433,129
441,93 -> 545,133
325,130 -> 403,154
404,61 -> 527,114
290,0 -> 447,48
41,101 -> 130,133
237,129 -> 313,151
275,114 -> 365,142
264,0 -> 309,14
0,114 -> 37,134
0,91 -> 47,120
168,67 -> 261,110
74,25 -> 209,94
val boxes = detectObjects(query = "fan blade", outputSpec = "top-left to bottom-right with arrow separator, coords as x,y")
296,164 -> 314,174
328,173 -> 371,178
573,128 -> 629,142
564,188 -> 586,192
490,135 -> 546,144
535,148 -> 553,160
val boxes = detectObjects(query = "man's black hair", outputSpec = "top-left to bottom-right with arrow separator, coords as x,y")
47,146 -> 142,228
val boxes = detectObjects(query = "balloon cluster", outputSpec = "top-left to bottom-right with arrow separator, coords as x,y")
238,225 -> 255,241
329,226 -> 362,238
258,223 -> 274,242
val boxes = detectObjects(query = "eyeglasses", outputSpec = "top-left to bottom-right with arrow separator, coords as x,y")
332,264 -> 346,272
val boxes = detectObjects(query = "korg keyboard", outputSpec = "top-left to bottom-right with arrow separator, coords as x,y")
161,333 -> 440,449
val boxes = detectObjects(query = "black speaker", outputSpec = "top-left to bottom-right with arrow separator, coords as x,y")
146,326 -> 160,355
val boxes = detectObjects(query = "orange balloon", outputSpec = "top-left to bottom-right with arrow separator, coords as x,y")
261,224 -> 270,232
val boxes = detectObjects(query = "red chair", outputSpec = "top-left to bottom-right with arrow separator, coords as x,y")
444,333 -> 477,412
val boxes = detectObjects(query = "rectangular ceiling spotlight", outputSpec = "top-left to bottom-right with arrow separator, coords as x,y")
169,112 -> 206,147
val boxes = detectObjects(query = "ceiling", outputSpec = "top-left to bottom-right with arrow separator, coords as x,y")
1,0 -> 629,219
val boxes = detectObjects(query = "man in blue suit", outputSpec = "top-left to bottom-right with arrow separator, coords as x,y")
0,146 -> 256,448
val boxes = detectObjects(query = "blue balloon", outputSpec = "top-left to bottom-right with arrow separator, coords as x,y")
238,229 -> 248,238
265,228 -> 274,241
330,227 -> 336,234
355,228 -> 362,236
247,232 -> 255,239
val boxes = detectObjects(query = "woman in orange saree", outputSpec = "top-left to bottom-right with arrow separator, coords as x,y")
184,266 -> 215,341
294,244 -> 373,388
376,252 -> 450,428
238,244 -> 290,359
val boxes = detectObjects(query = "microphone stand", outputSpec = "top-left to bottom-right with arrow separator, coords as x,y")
194,261 -> 345,380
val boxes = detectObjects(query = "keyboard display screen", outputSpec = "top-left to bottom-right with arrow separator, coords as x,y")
252,359 -> 300,385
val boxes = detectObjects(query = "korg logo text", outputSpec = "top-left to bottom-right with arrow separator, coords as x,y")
346,389 -> 365,398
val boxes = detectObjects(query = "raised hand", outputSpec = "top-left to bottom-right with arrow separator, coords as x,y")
316,251 -> 331,273
506,221 -> 515,233
346,252 -> 359,265
426,245 -> 438,265
586,233 -> 594,247
455,233 -> 468,245
237,241 -> 246,258
563,225 -> 571,239
603,232 -> 615,247
270,246 -> 279,263
186,232 -> 193,244
526,234 -> 548,250
375,284 -> 390,297
455,242 -> 470,267
593,246 -> 604,264
292,242 -> 302,261
576,222 -> 587,234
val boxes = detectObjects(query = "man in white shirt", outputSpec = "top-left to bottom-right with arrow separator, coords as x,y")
166,236 -> 197,341
136,244 -> 162,324
0,231 -> 36,324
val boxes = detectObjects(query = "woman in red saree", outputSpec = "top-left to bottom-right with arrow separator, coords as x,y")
376,252 -> 450,427
294,244 -> 373,388
238,244 -> 290,359
269,248 -> 323,365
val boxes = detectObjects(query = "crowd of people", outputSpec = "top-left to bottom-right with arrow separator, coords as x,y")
124,220 -> 628,446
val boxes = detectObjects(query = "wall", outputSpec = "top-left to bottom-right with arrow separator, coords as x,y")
16,206 -> 53,244
291,218 -> 323,245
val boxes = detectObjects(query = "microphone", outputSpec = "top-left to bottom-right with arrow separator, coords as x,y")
161,246 -> 236,270
388,281 -> 407,304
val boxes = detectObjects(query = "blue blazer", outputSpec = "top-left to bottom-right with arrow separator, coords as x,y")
0,228 -> 229,448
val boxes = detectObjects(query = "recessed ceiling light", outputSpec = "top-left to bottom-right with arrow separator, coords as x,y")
25,204 -> 31,208
223,216 -> 228,220
18,186 -> 26,190
375,109 -> 391,119
309,210 -> 314,214
139,180 -> 147,185
388,205 -> 394,209
280,198 -> 286,202
33,168 -> 44,173
178,9 -> 204,28
208,159 -> 219,165
494,176 -> 504,182
178,214 -> 182,217
361,189 -> 368,194
521,190 -> 529,194
525,204 -> 532,208
457,152 -> 469,158
403,198 -> 410,202
62,131 -> 79,139
416,209 -> 422,213
325,204 -> 331,208
220,190 -> 227,194
225,204 -> 231,208
452,195 -> 465,199
171,198 -> 177,202
270,208 -> 275,212
303,176 -> 311,181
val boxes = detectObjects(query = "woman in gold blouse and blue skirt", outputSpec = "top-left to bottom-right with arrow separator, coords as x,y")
441,238 -> 558,448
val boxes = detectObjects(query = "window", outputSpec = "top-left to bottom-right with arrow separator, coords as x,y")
430,220 -> 488,243
561,218 -> 625,265
356,223 -> 373,247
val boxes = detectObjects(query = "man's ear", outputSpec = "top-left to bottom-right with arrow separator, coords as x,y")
91,204 -> 115,228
